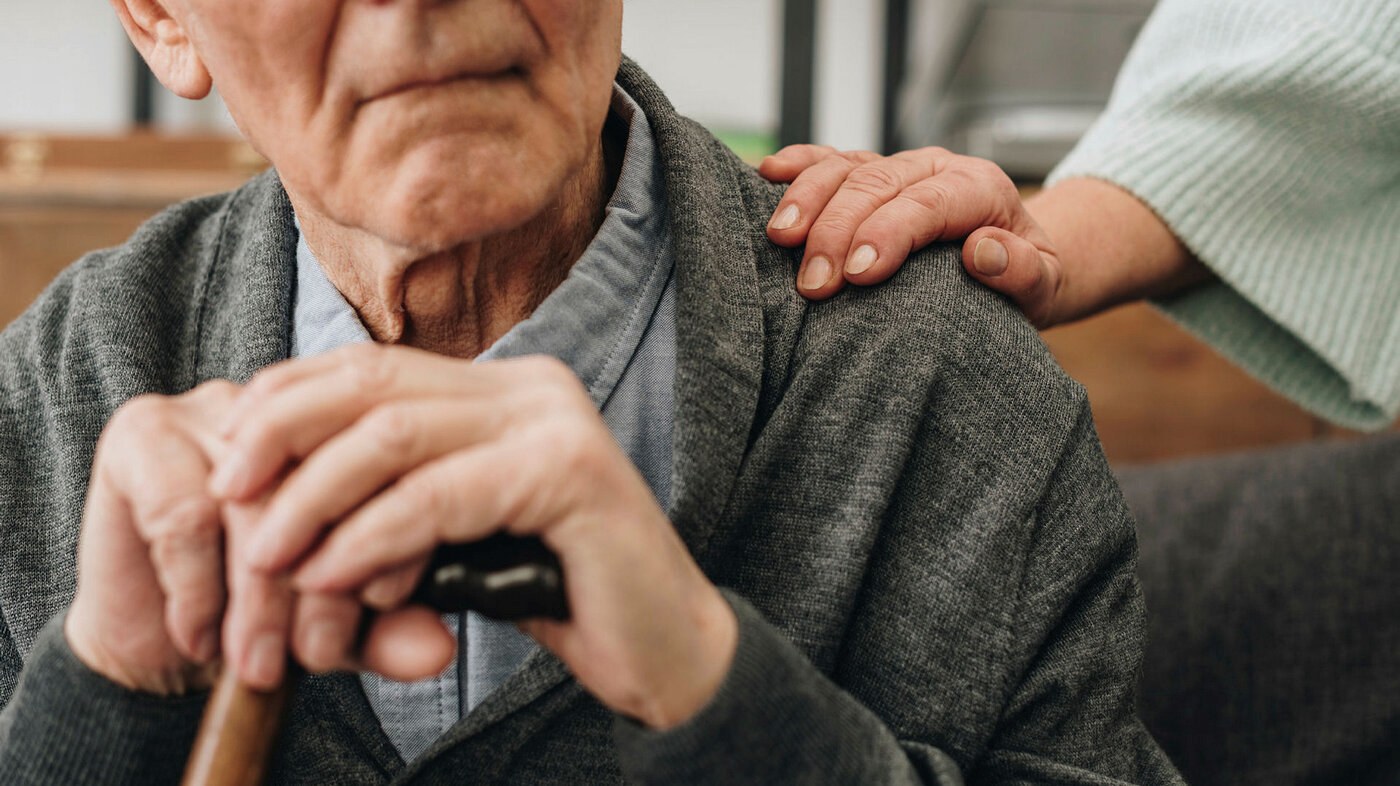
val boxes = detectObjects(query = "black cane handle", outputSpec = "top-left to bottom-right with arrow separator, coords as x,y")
412,533 -> 571,621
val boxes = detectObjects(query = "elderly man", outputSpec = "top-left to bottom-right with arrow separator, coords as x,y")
0,1 -> 1177,784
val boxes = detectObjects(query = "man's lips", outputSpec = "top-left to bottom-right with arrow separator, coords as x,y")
362,65 -> 524,106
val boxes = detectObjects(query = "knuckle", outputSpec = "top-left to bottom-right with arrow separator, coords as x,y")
112,395 -> 175,436
843,163 -> 904,197
340,344 -> 394,396
808,202 -> 869,234
243,364 -> 292,402
552,420 -> 603,476
145,495 -> 219,541
362,406 -> 419,455
906,180 -> 954,213
522,356 -> 586,397
398,471 -> 451,523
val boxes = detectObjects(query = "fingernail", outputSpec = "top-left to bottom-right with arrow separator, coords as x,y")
800,256 -> 833,291
770,203 -> 800,230
846,244 -> 878,275
974,238 -> 1009,276
245,632 -> 284,688
194,629 -> 220,663
209,452 -> 250,498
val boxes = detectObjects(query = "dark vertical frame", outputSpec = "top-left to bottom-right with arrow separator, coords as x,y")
779,0 -> 818,148
131,46 -> 156,126
881,0 -> 910,154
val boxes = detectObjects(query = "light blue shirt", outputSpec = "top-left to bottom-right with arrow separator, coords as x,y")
290,84 -> 676,763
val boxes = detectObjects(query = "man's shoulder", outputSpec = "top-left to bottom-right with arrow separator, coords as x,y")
0,171 -> 285,403
729,163 -> 1086,442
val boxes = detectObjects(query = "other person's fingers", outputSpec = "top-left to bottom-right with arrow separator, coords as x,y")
836,156 -> 1016,287
962,226 -> 1063,328
799,152 -> 958,297
768,150 -> 882,252
756,143 -> 840,183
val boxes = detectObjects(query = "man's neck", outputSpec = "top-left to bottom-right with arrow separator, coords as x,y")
292,124 -> 624,359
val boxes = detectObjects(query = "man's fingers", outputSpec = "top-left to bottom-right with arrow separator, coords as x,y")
110,412 -> 228,663
291,592 -> 363,673
360,558 -> 430,611
213,344 -> 515,500
223,500 -> 295,691
962,227 -> 1062,327
246,399 -> 506,573
359,606 -> 456,683
757,144 -> 839,183
293,438 -> 547,594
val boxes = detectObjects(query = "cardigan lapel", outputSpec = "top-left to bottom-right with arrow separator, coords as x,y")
194,170 -> 298,386
619,57 -> 767,560
411,58 -> 769,767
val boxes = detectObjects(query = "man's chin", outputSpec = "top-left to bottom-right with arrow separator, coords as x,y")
339,175 -> 552,254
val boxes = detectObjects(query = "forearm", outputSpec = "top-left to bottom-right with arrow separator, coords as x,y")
613,591 -> 961,785
0,613 -> 206,786
1026,177 -> 1212,325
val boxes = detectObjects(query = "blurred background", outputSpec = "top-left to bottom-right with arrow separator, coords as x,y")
0,0 -> 1364,464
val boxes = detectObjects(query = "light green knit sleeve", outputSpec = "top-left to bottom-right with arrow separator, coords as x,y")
1047,0 -> 1400,430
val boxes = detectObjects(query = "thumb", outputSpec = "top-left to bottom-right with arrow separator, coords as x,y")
360,605 -> 456,682
962,227 -> 1062,328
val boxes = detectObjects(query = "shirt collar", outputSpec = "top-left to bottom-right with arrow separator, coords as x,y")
291,83 -> 674,411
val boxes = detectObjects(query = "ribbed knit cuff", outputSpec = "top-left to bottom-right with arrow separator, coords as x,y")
0,612 -> 208,786
1047,0 -> 1400,430
612,590 -> 928,785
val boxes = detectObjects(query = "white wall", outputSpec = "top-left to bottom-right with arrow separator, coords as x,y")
0,3 -> 132,132
0,0 -> 883,151
621,0 -> 781,135
814,0 -> 883,151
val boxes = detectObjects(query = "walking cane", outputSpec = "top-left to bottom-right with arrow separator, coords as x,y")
181,534 -> 570,786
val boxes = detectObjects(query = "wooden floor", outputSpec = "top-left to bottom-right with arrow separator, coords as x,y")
0,132 -> 1368,466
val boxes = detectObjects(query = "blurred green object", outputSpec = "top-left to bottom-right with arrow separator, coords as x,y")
713,128 -> 778,166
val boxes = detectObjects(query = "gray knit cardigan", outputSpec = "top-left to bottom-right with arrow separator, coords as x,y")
0,61 -> 1179,785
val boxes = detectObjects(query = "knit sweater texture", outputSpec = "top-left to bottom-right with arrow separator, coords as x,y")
0,60 -> 1179,784
1049,0 -> 1400,430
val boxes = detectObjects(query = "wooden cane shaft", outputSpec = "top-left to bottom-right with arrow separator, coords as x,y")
181,667 -> 294,786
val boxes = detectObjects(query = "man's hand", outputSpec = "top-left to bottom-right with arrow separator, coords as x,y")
211,345 -> 738,729
66,382 -> 237,695
761,144 -> 1067,327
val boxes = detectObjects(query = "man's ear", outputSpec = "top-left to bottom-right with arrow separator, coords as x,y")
110,0 -> 213,100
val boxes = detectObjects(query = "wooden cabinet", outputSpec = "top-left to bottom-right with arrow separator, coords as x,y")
1,132 -> 256,333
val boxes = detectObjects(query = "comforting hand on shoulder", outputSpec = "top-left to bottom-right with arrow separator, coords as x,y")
761,144 -> 1067,327
211,345 -> 737,730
